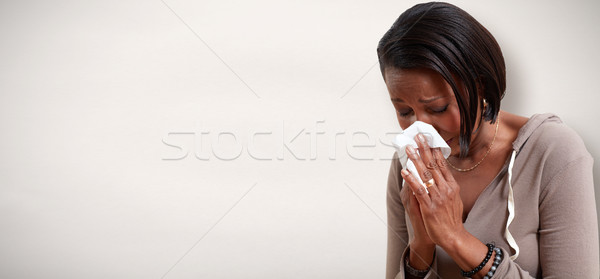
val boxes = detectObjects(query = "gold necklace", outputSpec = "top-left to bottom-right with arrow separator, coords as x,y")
446,117 -> 500,172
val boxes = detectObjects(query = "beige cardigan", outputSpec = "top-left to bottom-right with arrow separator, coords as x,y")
386,114 -> 599,278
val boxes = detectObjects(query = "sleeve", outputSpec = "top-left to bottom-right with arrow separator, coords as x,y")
538,155 -> 598,277
493,155 -> 599,278
386,151 -> 409,279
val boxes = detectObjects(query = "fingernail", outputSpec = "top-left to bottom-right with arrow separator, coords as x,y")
401,169 -> 410,177
417,134 -> 426,143
406,145 -> 416,155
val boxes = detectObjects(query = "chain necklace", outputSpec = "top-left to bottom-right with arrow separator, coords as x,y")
446,117 -> 500,172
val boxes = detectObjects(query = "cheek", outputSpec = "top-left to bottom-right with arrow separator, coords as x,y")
435,110 -> 461,136
396,113 -> 415,130
437,110 -> 462,154
442,116 -> 461,133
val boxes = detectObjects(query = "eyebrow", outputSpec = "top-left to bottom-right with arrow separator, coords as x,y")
391,96 -> 445,103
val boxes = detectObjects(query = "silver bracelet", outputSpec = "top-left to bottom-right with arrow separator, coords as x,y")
404,255 -> 430,277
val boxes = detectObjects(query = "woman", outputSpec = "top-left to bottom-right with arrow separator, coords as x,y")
379,2 -> 599,279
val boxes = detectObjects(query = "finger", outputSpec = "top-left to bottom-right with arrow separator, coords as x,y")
400,183 -> 411,208
405,145 -> 435,189
424,176 -> 441,197
400,184 -> 421,217
406,144 -> 439,199
401,169 -> 431,205
431,148 -> 460,196
414,134 -> 446,196
432,148 -> 455,184
408,190 -> 424,220
415,134 -> 436,169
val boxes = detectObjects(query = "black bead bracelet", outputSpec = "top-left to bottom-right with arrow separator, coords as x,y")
483,247 -> 503,279
460,243 -> 494,278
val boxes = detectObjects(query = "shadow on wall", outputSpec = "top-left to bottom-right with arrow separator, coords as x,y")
501,55 -> 525,114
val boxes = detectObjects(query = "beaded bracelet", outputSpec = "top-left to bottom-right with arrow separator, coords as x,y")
460,243 -> 494,277
482,247 -> 503,279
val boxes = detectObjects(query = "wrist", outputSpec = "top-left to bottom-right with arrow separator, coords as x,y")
409,241 -> 435,270
411,240 -> 435,253
439,226 -> 469,253
438,229 -> 496,278
412,234 -> 435,247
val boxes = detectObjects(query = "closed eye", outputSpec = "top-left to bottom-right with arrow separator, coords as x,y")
398,109 -> 413,117
431,105 -> 448,113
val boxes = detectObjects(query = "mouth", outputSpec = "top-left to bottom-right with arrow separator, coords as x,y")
445,138 -> 453,145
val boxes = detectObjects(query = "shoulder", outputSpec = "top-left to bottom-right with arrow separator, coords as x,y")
514,113 -> 593,188
515,113 -> 590,161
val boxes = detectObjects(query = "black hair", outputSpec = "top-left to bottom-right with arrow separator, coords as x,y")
377,2 -> 505,157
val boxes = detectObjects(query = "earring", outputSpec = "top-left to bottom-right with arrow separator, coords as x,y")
483,99 -> 488,110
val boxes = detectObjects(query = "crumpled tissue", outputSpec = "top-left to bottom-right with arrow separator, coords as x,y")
391,121 -> 451,187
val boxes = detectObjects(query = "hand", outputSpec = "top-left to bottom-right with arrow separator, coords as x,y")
400,177 -> 434,247
401,134 -> 467,248
400,174 -> 436,270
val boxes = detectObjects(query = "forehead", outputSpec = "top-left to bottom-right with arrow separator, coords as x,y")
384,68 -> 454,101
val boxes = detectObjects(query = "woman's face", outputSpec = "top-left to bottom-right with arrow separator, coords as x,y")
384,67 -> 463,155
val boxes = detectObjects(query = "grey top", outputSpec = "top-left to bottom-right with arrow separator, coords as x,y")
386,114 -> 599,278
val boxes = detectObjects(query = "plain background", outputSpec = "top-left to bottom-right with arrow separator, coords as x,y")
1,0 -> 599,278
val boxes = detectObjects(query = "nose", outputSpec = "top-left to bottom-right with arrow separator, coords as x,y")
414,113 -> 441,133
415,112 -> 433,125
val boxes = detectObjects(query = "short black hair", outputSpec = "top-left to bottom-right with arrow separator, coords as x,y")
377,2 -> 505,157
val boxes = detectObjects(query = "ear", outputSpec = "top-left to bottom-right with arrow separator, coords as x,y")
475,78 -> 488,119
475,77 -> 487,105
475,77 -> 485,99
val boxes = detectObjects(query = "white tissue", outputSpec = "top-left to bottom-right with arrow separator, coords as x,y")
391,121 -> 451,186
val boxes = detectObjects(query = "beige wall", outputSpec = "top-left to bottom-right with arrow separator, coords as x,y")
1,0 -> 598,277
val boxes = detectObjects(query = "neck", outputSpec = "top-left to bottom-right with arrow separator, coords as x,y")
449,114 -> 500,170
